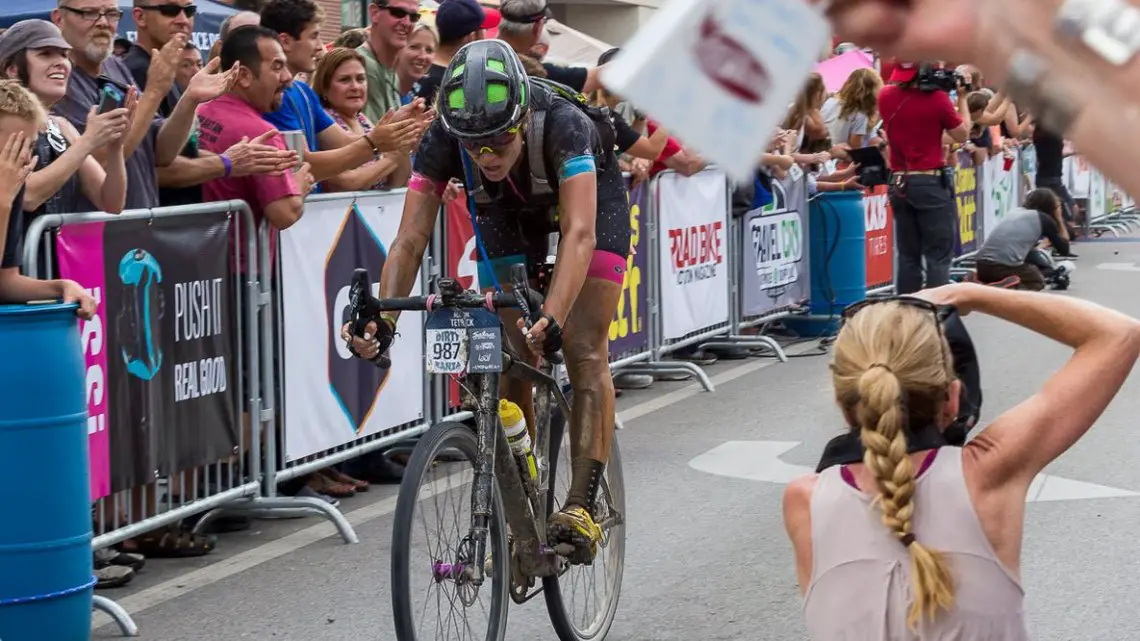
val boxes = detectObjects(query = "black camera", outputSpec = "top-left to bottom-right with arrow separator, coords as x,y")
917,65 -> 968,93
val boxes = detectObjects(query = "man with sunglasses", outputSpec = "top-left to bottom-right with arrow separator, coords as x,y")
358,0 -> 421,124
345,40 -> 628,565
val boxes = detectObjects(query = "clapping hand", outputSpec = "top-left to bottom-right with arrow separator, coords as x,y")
224,130 -> 300,177
184,58 -> 239,105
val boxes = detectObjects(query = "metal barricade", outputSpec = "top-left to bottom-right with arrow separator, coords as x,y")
236,190 -> 431,543
22,200 -> 262,638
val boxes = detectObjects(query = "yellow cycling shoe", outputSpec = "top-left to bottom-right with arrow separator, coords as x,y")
547,505 -> 603,565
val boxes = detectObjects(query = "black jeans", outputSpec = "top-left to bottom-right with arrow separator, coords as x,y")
889,173 -> 956,294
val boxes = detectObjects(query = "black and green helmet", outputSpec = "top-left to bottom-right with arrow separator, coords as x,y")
438,39 -> 530,140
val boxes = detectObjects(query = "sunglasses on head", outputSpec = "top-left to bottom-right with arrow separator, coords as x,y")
460,127 -> 521,156
841,295 -> 953,369
138,3 -> 197,17
376,3 -> 421,22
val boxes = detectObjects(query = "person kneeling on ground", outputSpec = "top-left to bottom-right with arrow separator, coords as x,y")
974,188 -> 1070,291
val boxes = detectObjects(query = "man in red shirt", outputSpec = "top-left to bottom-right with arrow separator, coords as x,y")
878,62 -> 970,294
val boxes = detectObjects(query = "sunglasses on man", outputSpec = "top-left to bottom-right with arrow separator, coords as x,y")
138,3 -> 198,18
372,1 -> 421,23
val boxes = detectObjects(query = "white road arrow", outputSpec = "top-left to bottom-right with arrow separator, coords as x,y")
1096,262 -> 1140,272
689,441 -> 1139,503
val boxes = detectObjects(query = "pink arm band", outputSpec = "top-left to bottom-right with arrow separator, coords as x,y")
408,172 -> 446,197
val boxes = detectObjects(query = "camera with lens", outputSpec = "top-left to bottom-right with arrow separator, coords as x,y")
917,65 -> 969,93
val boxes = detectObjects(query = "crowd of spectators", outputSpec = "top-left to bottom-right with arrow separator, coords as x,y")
0,0 -> 1086,593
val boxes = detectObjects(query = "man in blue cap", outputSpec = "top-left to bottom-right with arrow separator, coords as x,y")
415,0 -> 494,107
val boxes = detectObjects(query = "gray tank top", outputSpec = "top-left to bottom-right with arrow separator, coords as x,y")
803,447 -> 1029,640
975,207 -> 1043,267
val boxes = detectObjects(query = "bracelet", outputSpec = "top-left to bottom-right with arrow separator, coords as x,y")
1004,49 -> 1082,136
363,134 -> 380,153
220,154 -> 232,178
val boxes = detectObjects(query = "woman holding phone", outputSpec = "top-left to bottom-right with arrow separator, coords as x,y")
0,20 -> 131,224
783,283 -> 1140,638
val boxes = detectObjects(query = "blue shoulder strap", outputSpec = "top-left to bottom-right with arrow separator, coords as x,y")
459,146 -> 503,293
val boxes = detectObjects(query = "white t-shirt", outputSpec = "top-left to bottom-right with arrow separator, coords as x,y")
821,96 -> 870,147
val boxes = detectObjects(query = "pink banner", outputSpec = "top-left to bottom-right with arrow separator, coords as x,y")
814,49 -> 875,93
57,222 -> 111,501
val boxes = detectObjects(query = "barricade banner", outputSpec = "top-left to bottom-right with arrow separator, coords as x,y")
445,198 -> 481,292
954,151 -> 980,255
57,213 -> 238,498
863,184 -> 893,288
740,174 -> 810,316
279,195 -> 425,461
657,170 -> 729,340
609,180 -> 649,354
982,149 -> 1021,238
1064,155 -> 1092,198
1089,170 -> 1107,221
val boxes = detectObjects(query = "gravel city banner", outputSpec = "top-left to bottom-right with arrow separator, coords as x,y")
57,212 -> 238,496
609,180 -> 650,356
740,173 -> 810,317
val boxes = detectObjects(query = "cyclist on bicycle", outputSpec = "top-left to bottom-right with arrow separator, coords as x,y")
342,39 -> 627,565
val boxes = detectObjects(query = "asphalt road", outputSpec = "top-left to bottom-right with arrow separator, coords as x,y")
92,237 -> 1140,641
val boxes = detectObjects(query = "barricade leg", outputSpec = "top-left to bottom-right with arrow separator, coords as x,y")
93,595 -> 139,637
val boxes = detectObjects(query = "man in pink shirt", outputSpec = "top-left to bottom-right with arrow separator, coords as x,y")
197,25 -> 314,238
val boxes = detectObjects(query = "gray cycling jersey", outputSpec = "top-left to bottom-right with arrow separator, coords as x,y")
975,207 -> 1046,266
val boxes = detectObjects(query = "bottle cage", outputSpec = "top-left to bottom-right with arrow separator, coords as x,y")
117,249 -> 165,381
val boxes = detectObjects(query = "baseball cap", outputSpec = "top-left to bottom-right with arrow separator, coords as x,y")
0,20 -> 71,66
435,0 -> 487,42
889,62 -> 919,83
499,0 -> 552,24
482,7 -> 502,30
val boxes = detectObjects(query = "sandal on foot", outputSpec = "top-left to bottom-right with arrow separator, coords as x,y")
311,473 -> 356,499
97,547 -> 146,572
324,468 -> 370,493
123,527 -> 217,559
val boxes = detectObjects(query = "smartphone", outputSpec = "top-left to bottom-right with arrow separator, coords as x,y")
97,83 -> 125,114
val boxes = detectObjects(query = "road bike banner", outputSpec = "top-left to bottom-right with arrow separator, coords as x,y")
954,151 -> 980,255
56,213 -> 238,498
609,180 -> 649,355
445,198 -> 481,293
982,149 -> 1021,239
279,194 -> 425,461
656,170 -> 729,340
863,184 -> 894,288
740,174 -> 809,316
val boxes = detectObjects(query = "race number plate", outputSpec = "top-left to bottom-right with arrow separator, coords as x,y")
424,307 -> 502,375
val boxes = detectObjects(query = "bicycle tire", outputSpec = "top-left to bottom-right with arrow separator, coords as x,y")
542,390 -> 627,641
391,421 -> 511,641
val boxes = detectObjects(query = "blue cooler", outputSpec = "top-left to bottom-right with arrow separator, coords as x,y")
0,303 -> 94,641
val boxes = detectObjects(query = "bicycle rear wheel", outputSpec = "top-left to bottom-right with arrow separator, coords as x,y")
542,392 -> 626,641
391,421 -> 510,641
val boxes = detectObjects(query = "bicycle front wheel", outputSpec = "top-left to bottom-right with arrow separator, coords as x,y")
391,421 -> 510,641
543,399 -> 627,641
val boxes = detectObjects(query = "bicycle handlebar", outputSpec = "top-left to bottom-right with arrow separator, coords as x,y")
346,267 -> 564,367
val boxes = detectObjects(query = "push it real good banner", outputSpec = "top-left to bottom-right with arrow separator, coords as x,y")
57,214 -> 238,499
741,174 -> 810,317
278,194 -> 424,461
656,170 -> 729,340
609,180 -> 649,356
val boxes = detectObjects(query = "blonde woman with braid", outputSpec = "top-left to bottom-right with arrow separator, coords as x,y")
783,283 -> 1140,639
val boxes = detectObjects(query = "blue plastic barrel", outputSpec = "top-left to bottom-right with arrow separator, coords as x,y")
809,191 -> 868,316
0,303 -> 94,641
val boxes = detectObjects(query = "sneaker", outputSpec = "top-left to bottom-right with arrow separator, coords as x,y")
95,547 -> 146,572
613,373 -> 653,390
94,564 -> 134,589
547,505 -> 603,566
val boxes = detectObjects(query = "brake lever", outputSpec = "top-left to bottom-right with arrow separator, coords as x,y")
508,264 -> 564,365
348,268 -> 390,368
